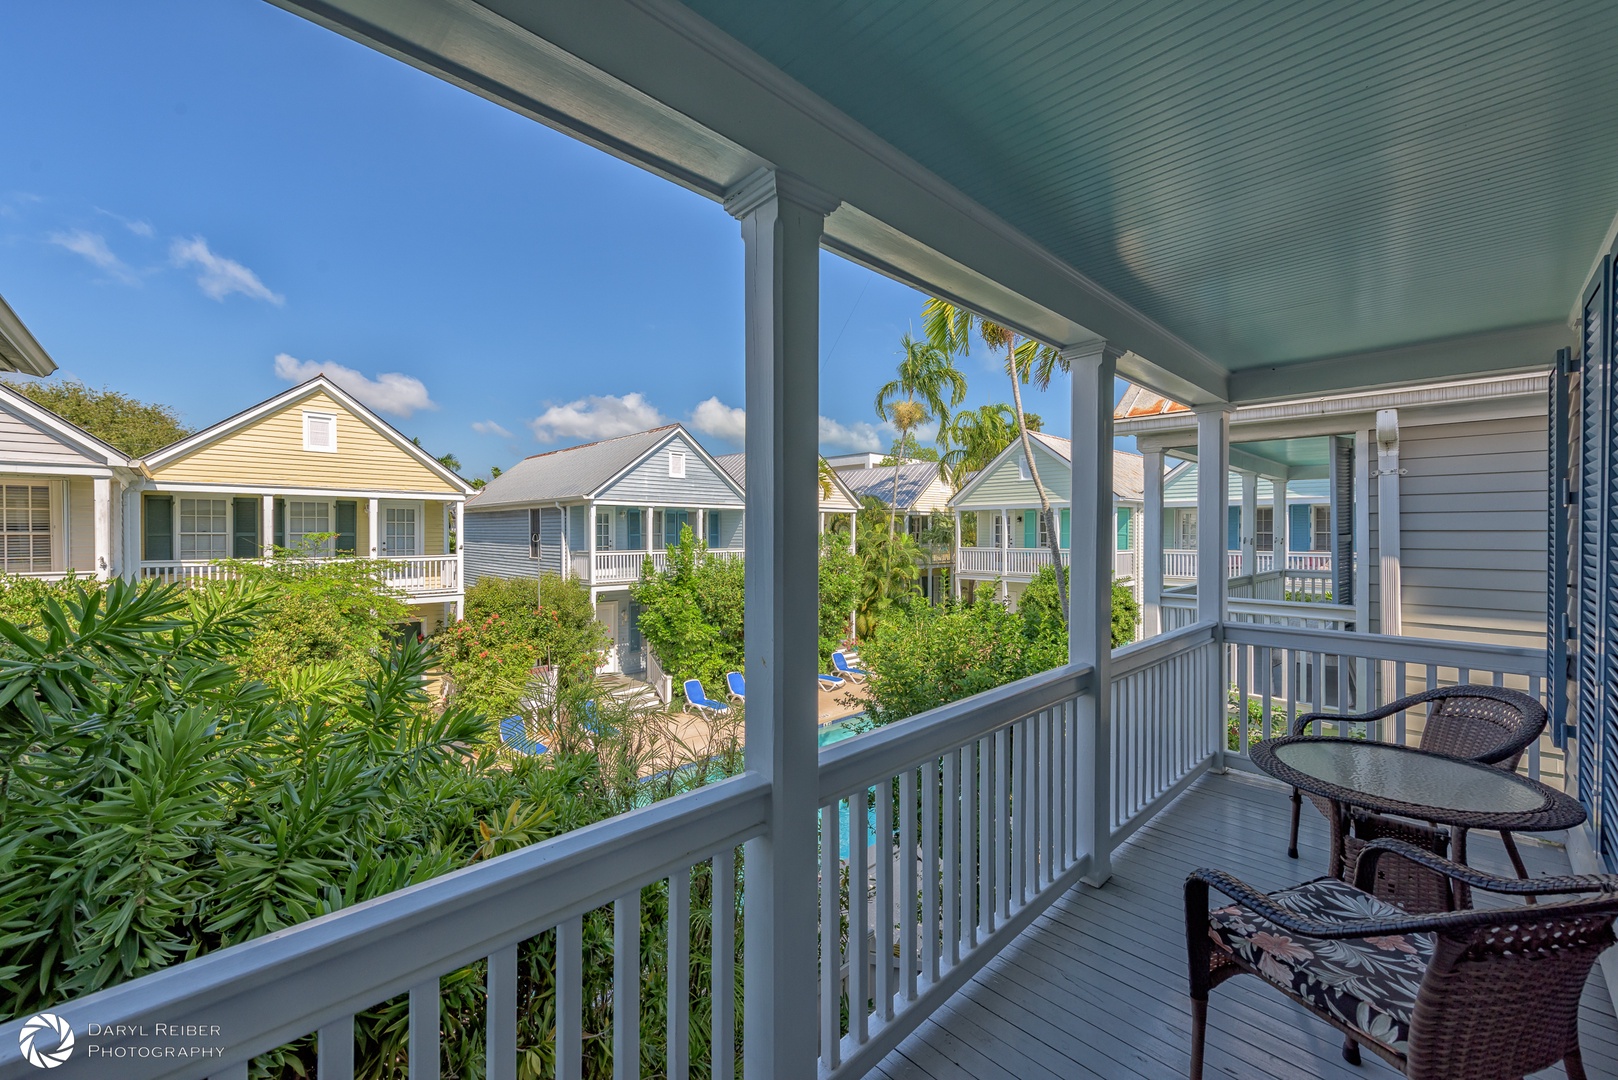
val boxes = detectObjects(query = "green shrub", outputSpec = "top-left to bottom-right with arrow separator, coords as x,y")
631,527 -> 744,701
439,574 -> 609,720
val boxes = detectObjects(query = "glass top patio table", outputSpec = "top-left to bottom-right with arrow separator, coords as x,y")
1250,736 -> 1585,833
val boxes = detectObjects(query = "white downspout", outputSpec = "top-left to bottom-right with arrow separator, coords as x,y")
1375,409 -> 1403,637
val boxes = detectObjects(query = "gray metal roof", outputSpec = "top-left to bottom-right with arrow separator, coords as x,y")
839,462 -> 943,511
466,425 -> 681,511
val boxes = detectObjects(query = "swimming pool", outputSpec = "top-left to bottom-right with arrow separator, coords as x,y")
817,712 -> 866,748
818,713 -> 878,858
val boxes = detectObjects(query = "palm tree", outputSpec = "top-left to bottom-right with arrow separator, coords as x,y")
923,299 -> 1070,625
940,403 -> 1043,490
875,334 -> 967,535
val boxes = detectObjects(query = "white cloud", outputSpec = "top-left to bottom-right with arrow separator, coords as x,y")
273,353 -> 437,418
171,236 -> 284,305
125,219 -> 155,238
472,420 -> 513,438
817,415 -> 887,454
48,229 -> 137,284
529,393 -> 667,443
689,397 -> 746,444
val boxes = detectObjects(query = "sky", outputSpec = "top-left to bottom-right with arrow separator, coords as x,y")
0,1 -> 1121,482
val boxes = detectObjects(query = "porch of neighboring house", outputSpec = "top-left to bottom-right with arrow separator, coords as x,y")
133,488 -> 465,613
573,501 -> 745,587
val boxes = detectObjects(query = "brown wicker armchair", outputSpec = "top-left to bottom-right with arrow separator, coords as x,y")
1186,839 -> 1618,1080
1286,684 -> 1548,908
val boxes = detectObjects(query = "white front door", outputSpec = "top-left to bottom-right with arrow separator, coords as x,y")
383,504 -> 419,557
596,600 -> 621,674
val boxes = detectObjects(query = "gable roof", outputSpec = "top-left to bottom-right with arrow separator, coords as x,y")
139,376 -> 473,493
0,294 -> 58,378
0,381 -> 128,467
1114,383 -> 1187,420
468,423 -> 743,511
951,435 -> 1146,506
712,452 -> 861,512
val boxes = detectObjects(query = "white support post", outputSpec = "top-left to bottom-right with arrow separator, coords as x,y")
1239,470 -> 1257,578
952,509 -> 962,599
728,168 -> 837,1080
999,506 -> 1011,599
453,500 -> 465,620
93,477 -> 113,581
261,494 -> 275,559
586,501 -> 597,585
367,497 -> 380,558
1141,449 -> 1164,637
1272,477 -> 1289,575
1375,410 -> 1402,636
1194,405 -> 1232,771
645,505 -> 654,557
1067,341 -> 1119,886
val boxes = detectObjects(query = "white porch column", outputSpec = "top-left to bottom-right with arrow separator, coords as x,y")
644,505 -> 654,556
1271,476 -> 1289,574
729,168 -> 836,1080
1239,470 -> 1257,577
952,509 -> 962,599
1067,341 -> 1119,886
261,495 -> 274,559
1141,449 -> 1164,636
1194,405 -> 1232,772
999,506 -> 1011,599
93,477 -> 113,581
367,497 -> 380,557
1375,409 -> 1402,636
587,501 -> 599,586
453,500 -> 465,619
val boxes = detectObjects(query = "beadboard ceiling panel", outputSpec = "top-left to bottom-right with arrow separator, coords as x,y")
678,0 -> 1618,369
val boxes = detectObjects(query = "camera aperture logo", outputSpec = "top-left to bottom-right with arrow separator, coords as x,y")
19,1013 -> 74,1069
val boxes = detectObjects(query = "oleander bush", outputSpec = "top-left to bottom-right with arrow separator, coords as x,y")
0,578 -> 744,1078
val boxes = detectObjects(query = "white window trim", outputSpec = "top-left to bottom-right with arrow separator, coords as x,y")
596,510 -> 613,552
1017,456 -> 1031,481
286,498 -> 335,555
177,496 -> 230,561
380,500 -> 423,558
668,449 -> 687,478
303,411 -> 338,453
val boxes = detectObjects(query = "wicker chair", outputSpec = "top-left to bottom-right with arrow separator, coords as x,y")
1186,839 -> 1618,1080
1286,685 -> 1548,910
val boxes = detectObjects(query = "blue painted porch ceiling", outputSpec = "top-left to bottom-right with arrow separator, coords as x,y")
680,0 -> 1618,369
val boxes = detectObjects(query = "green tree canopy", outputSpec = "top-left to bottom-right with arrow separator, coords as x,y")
4,379 -> 189,456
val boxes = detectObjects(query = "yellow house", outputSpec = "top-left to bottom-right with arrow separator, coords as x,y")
126,376 -> 474,629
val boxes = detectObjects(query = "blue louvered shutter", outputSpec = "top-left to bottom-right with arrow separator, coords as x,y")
1548,347 -> 1573,747
1576,258 -> 1611,854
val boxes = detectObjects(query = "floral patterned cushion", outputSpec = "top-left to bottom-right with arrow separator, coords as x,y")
1209,876 -> 1432,1055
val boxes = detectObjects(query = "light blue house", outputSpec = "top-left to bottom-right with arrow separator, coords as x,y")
1159,459 -> 1332,574
462,423 -> 745,676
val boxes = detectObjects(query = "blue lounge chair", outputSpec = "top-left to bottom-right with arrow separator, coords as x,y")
726,671 -> 746,702
499,715 -> 547,756
819,673 -> 845,692
684,678 -> 731,716
832,651 -> 868,680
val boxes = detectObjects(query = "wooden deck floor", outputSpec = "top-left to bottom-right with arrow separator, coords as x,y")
874,770 -> 1618,1080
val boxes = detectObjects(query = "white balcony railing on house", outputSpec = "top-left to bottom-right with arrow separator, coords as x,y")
1164,549 -> 1334,583
573,547 -> 746,586
137,555 -> 460,597
0,618 -> 1558,1080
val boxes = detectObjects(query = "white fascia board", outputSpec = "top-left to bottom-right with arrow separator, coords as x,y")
268,0 -> 1231,405
1124,372 -> 1552,447
585,425 -> 746,503
0,463 -> 118,479
1224,322 -> 1567,405
139,480 -> 466,501
0,385 -> 128,466
0,294 -> 57,377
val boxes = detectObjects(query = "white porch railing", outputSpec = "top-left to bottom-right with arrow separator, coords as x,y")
1224,623 -> 1555,785
0,620 -> 1555,1080
814,664 -> 1095,1077
1160,590 -> 1356,632
1164,549 -> 1334,584
137,556 -> 460,597
582,548 -> 746,586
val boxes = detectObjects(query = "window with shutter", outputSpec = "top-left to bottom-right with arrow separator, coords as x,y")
178,498 -> 229,560
0,484 -> 52,573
